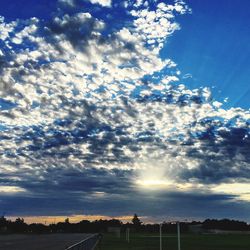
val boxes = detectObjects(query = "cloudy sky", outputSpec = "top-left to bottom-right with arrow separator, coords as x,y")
0,0 -> 250,223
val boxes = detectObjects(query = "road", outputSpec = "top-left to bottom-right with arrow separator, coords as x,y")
0,233 -> 93,250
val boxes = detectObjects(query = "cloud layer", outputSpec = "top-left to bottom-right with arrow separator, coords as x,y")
0,0 -> 249,220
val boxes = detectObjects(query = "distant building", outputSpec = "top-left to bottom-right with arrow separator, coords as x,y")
188,224 -> 250,235
208,229 -> 250,235
107,227 -> 121,238
188,224 -> 204,234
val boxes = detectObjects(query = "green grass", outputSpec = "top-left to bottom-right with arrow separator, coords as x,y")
99,233 -> 250,250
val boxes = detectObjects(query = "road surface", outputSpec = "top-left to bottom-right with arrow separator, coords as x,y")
0,233 -> 93,250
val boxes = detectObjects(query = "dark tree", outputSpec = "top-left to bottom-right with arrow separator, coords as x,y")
10,218 -> 28,233
132,214 -> 142,227
0,216 -> 8,227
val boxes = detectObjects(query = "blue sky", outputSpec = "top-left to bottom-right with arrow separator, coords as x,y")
163,0 -> 250,110
0,0 -> 56,21
0,0 -> 250,223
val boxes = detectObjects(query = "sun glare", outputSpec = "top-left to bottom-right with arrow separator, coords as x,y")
136,179 -> 172,189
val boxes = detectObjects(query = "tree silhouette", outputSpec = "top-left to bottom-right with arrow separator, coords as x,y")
0,216 -> 249,234
132,214 -> 142,229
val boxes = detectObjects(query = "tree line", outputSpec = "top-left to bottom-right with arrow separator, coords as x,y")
0,214 -> 249,234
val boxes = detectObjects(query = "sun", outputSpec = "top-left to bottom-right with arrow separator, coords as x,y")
136,179 -> 172,189
134,164 -> 173,190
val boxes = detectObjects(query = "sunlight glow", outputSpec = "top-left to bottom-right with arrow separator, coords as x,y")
8,214 -> 146,224
0,186 -> 26,193
136,179 -> 172,189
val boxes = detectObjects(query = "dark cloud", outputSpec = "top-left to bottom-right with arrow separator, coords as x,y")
47,13 -> 102,52
180,121 -> 250,183
1,187 -> 250,222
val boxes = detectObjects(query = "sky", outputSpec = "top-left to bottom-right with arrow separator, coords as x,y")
0,0 -> 250,223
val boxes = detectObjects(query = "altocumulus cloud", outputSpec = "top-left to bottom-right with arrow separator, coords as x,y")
0,0 -> 250,220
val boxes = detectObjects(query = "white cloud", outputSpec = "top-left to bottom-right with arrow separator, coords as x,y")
59,0 -> 75,7
130,1 -> 189,50
0,16 -> 16,40
89,0 -> 112,7
211,183 -> 250,202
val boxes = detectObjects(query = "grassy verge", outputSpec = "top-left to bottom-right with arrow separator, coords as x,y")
98,232 -> 250,250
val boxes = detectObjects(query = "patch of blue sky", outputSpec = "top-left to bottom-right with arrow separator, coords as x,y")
161,0 -> 250,110
0,0 -> 57,21
0,123 -> 9,131
54,118 -> 73,127
118,60 -> 138,69
0,98 -> 17,110
37,58 -> 69,66
94,85 -> 106,94
31,101 -> 40,109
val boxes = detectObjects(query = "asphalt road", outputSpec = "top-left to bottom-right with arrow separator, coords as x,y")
0,233 -> 92,250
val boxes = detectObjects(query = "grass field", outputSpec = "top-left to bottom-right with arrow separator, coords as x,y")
99,233 -> 250,250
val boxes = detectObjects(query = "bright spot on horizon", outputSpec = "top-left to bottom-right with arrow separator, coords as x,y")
136,179 -> 172,189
